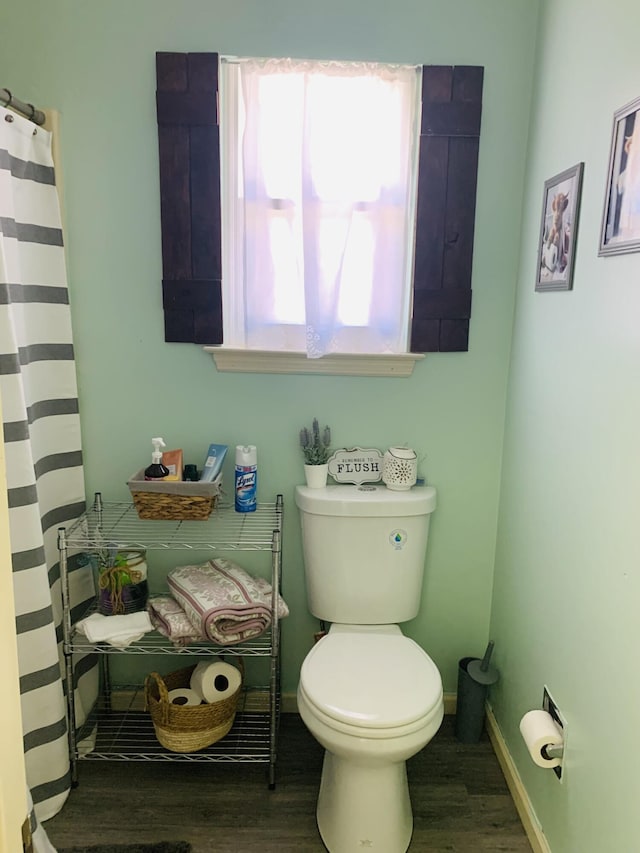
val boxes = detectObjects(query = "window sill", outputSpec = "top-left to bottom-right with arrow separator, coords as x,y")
204,348 -> 424,377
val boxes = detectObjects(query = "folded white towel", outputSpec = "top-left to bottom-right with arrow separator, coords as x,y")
76,611 -> 153,647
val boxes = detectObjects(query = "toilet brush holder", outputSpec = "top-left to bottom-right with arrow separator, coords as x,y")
455,642 -> 500,743
467,640 -> 499,685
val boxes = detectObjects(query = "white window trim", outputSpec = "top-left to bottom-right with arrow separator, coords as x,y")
205,348 -> 424,377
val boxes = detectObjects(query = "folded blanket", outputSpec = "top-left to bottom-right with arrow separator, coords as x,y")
167,558 -> 289,645
75,611 -> 153,647
147,595 -> 206,647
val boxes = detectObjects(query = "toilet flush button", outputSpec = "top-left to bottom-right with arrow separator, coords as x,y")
389,529 -> 407,549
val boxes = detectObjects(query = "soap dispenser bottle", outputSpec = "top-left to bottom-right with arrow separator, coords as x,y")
144,437 -> 169,481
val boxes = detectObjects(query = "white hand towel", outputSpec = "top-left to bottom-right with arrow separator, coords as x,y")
76,612 -> 153,647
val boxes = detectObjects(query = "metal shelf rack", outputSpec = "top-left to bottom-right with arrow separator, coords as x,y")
58,492 -> 283,788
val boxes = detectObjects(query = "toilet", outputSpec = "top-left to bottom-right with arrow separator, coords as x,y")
295,483 -> 443,853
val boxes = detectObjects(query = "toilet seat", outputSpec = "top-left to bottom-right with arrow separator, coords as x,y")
300,631 -> 442,731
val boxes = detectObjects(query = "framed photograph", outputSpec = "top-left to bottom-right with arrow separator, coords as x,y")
599,95 -> 640,256
536,162 -> 584,291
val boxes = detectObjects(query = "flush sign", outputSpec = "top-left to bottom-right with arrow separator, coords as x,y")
328,447 -> 384,484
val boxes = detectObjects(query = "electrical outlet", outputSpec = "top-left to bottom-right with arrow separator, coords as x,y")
543,686 -> 566,781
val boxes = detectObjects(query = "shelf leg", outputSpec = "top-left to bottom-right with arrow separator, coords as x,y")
58,526 -> 79,786
267,518 -> 282,790
101,655 -> 112,712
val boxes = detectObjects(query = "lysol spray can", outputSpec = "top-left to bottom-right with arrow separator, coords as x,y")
235,445 -> 257,513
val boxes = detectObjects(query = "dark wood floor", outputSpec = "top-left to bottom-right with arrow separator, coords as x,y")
44,715 -> 532,852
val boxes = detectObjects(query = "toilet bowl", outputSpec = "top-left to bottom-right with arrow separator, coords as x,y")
297,624 -> 444,853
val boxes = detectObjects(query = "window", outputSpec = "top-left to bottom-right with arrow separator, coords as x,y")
220,57 -> 420,358
155,53 -> 483,359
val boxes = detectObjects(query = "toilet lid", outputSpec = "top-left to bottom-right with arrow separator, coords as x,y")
300,633 -> 442,729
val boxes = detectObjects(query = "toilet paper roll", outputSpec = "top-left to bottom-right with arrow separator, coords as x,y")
519,709 -> 564,768
190,660 -> 242,704
167,688 -> 202,706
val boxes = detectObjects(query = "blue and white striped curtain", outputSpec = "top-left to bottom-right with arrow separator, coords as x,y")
0,105 -> 97,823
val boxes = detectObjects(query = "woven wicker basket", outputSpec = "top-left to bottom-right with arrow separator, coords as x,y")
127,469 -> 222,520
144,663 -> 242,753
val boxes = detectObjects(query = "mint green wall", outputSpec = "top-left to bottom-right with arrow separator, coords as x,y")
490,0 -> 640,850
4,2 -> 638,847
0,0 -> 538,694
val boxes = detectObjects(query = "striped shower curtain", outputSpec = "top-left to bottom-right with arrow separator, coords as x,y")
0,105 -> 97,822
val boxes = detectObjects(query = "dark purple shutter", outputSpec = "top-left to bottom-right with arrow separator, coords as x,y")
410,65 -> 483,353
156,52 -> 223,343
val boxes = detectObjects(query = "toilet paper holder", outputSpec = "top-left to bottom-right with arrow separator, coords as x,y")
520,709 -> 565,776
542,685 -> 565,777
541,742 -> 564,761
520,688 -> 566,781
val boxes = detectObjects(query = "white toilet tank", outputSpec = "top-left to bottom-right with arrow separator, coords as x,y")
294,484 -> 437,624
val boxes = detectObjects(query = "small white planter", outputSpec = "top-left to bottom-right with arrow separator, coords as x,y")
304,463 -> 329,489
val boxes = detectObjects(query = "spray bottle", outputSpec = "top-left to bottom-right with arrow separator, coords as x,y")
144,437 -> 169,481
235,445 -> 257,512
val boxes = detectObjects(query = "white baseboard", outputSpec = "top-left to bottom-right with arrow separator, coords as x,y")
281,692 -> 298,713
485,704 -> 551,853
443,691 -> 457,716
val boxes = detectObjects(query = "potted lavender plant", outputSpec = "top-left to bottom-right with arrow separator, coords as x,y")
300,418 -> 332,488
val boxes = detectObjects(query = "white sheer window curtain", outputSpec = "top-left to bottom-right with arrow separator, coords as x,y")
220,58 -> 421,358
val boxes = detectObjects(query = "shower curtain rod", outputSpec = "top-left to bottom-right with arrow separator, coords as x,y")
0,88 -> 46,126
